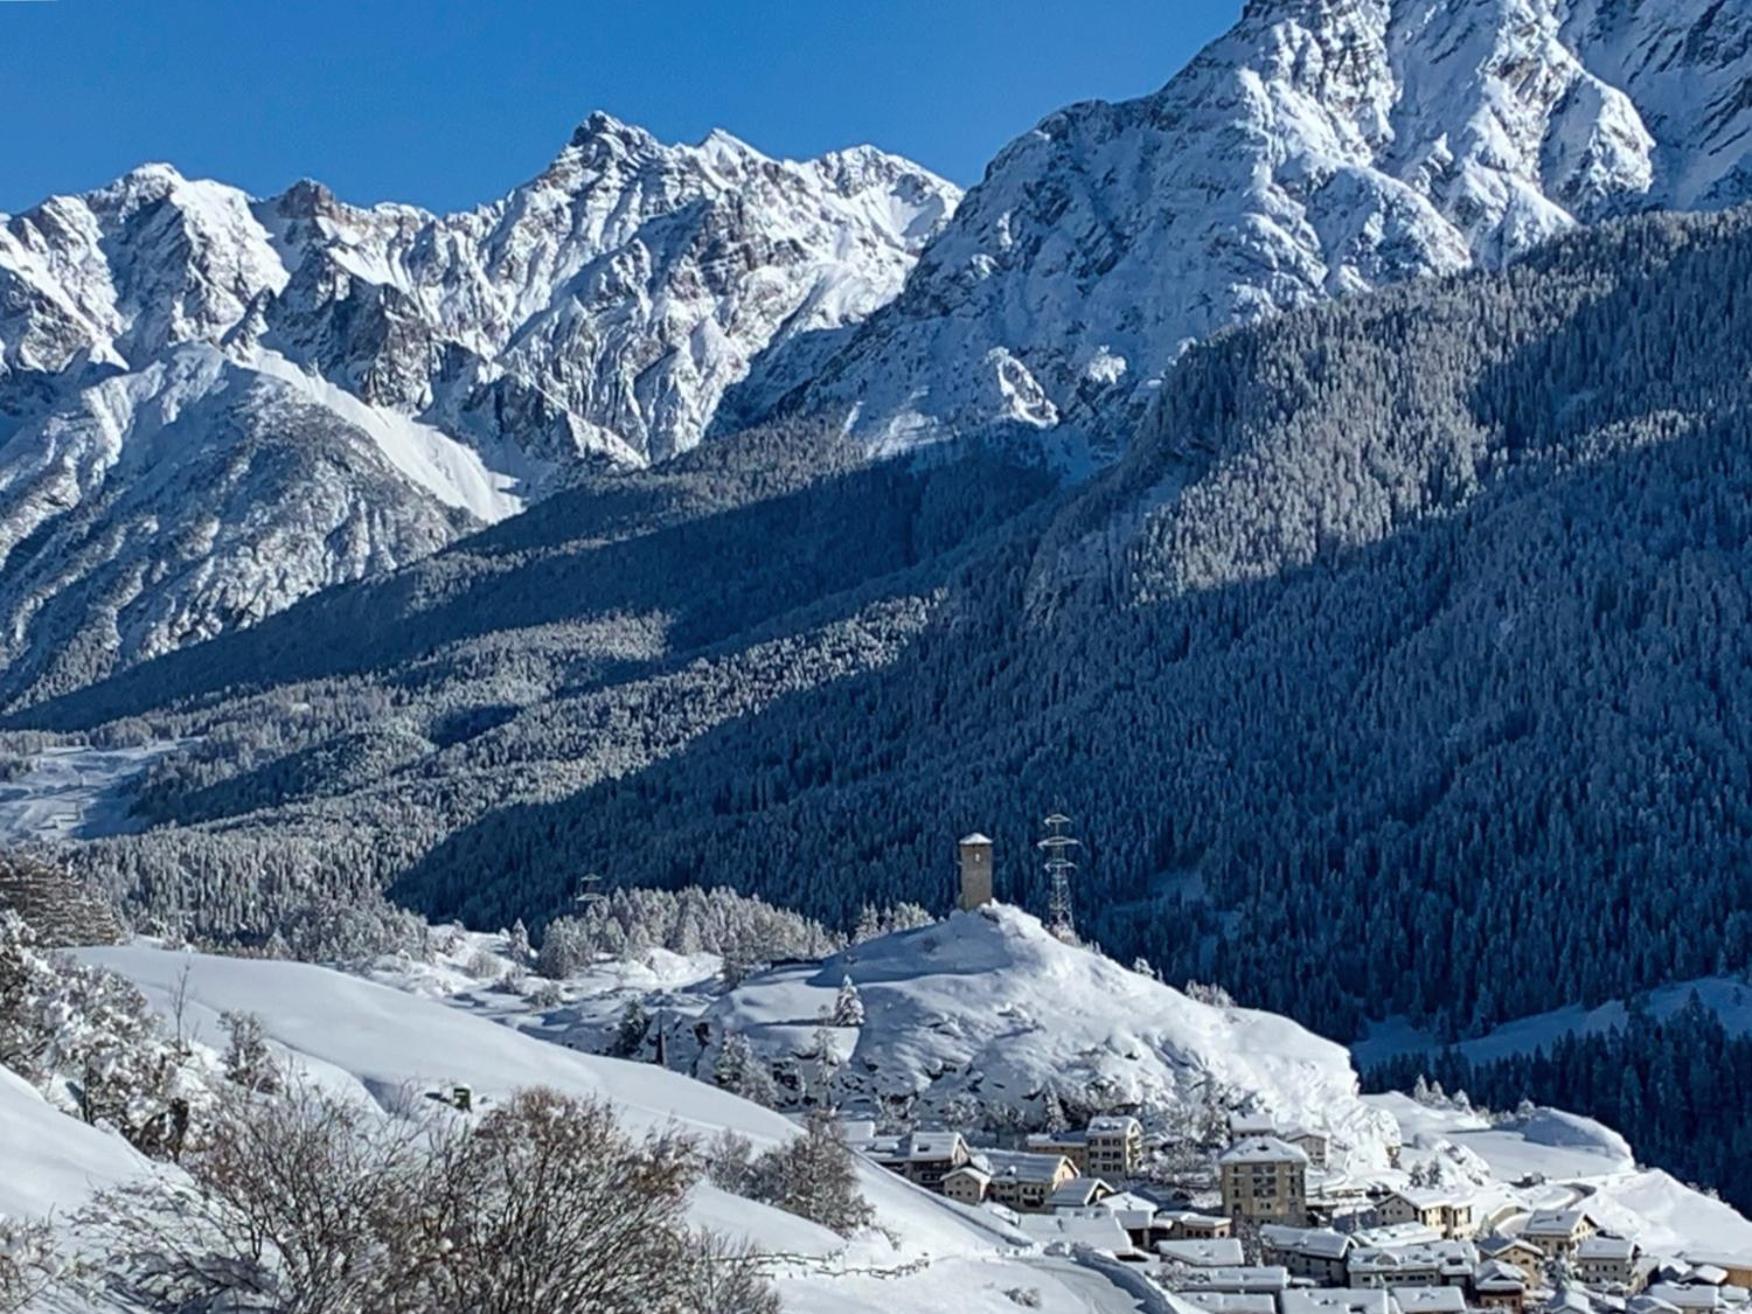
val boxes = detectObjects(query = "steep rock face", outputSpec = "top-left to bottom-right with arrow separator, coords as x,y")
0,120 -> 958,707
790,0 -> 1747,455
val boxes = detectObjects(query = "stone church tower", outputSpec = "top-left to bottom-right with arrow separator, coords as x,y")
958,833 -> 994,911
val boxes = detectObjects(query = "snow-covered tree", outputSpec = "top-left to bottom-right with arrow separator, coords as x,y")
221,1011 -> 277,1094
832,976 -> 865,1028
713,1032 -> 777,1107
608,1000 -> 649,1061
744,1112 -> 875,1237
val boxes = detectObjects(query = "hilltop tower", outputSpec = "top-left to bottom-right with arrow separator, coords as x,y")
958,833 -> 994,911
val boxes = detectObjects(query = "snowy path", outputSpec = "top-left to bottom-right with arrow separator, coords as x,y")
0,741 -> 183,844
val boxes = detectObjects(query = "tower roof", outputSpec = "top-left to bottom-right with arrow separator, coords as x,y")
960,832 -> 993,846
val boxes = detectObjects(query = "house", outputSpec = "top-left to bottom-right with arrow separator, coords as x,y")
1260,1224 -> 1355,1285
1168,1266 -> 1293,1297
1348,1241 -> 1478,1289
872,1130 -> 971,1189
1522,1209 -> 1600,1259
1279,1288 -> 1393,1314
942,1164 -> 991,1206
1375,1188 -> 1478,1240
1159,1209 -> 1235,1240
1048,1177 -> 1115,1212
1689,1259 -> 1752,1290
1026,1129 -> 1090,1173
1354,1224 -> 1447,1250
1158,1238 -> 1248,1268
1288,1128 -> 1332,1169
1474,1260 -> 1530,1314
1183,1297 -> 1277,1314
1017,1210 -> 1138,1258
1087,1115 -> 1145,1179
1644,1287 -> 1736,1314
1219,1136 -> 1310,1225
1230,1113 -> 1278,1141
1577,1237 -> 1642,1290
1394,1287 -> 1469,1314
1478,1236 -> 1549,1285
979,1150 -> 1080,1213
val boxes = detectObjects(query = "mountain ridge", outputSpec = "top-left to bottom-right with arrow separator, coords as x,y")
0,118 -> 961,709
787,0 -> 1752,455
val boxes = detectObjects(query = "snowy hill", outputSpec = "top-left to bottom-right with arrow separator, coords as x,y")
693,905 -> 1399,1166
788,0 -> 1752,456
0,120 -> 958,708
1367,1093 -> 1752,1258
46,942 -> 1162,1314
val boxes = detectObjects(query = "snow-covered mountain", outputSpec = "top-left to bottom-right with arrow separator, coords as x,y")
0,120 -> 958,707
788,0 -> 1752,455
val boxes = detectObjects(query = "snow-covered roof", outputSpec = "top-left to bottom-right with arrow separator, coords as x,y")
1159,1208 -> 1233,1229
1391,1186 -> 1476,1210
1580,1237 -> 1639,1262
901,1130 -> 967,1160
1016,1211 -> 1134,1253
1027,1129 -> 1087,1148
959,833 -> 993,846
1392,1287 -> 1467,1314
944,1164 -> 990,1186
1047,1177 -> 1112,1208
1480,1234 -> 1546,1258
1159,1238 -> 1248,1268
1095,1190 -> 1158,1216
1352,1223 -> 1445,1249
1230,1113 -> 1278,1135
1181,1296 -> 1277,1314
1475,1261 -> 1529,1291
1220,1135 -> 1309,1166
1349,1241 -> 1478,1277
1171,1266 -> 1292,1294
1647,1289 -> 1723,1313
1088,1114 -> 1142,1136
978,1149 -> 1072,1184
1261,1224 -> 1353,1259
1525,1208 -> 1598,1236
1280,1288 -> 1393,1314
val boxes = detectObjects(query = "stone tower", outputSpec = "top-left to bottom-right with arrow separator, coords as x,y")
958,833 -> 994,911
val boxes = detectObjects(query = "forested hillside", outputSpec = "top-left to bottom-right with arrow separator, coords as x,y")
12,206 -> 1752,1046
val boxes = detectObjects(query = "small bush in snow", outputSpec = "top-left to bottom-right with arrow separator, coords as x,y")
0,1217 -> 59,1314
86,1082 -> 774,1314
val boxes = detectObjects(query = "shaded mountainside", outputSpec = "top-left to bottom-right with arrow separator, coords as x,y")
792,0 -> 1752,455
0,123 -> 958,709
10,205 -> 1752,1047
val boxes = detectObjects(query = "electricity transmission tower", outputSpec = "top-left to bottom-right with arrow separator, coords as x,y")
573,871 -> 607,915
1038,812 -> 1081,943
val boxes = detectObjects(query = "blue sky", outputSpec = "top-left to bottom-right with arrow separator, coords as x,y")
0,1 -> 1239,214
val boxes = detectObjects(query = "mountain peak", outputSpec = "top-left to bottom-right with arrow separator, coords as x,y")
784,0 -> 1744,456
565,109 -> 652,151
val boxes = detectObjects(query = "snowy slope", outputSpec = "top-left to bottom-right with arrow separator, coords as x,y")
0,121 -> 958,709
1366,1093 -> 1752,1257
789,0 -> 1752,456
1354,978 -> 1752,1070
0,1063 -> 145,1220
54,943 -> 1159,1314
694,905 -> 1399,1167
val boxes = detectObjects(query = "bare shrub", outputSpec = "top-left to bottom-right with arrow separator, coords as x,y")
85,1082 -> 778,1314
0,1217 -> 58,1314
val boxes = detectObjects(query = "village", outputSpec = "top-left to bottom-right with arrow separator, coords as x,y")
829,833 -> 1752,1314
842,1106 -> 1752,1314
